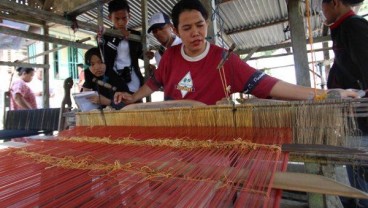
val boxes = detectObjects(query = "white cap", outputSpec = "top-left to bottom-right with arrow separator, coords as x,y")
148,12 -> 171,33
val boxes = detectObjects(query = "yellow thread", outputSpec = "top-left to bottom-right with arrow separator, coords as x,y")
59,136 -> 281,152
314,92 -> 328,101
12,148 -> 273,194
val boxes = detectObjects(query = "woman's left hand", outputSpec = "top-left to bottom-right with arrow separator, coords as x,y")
87,94 -> 110,105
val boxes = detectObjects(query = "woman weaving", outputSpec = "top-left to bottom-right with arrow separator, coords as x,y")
114,0 -> 361,106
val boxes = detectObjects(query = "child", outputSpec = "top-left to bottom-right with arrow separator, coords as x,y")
82,47 -> 128,110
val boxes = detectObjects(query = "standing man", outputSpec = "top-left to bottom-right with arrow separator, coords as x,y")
102,0 -> 144,95
28,68 -> 54,108
322,0 -> 368,207
146,12 -> 182,66
324,0 -> 368,91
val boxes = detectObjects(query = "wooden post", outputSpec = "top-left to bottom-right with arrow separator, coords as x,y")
287,0 -> 311,87
322,25 -> 331,79
200,0 -> 218,45
141,0 -> 151,102
305,162 -> 326,208
43,25 -> 50,108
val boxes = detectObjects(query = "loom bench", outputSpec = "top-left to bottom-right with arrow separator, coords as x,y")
0,108 -> 60,141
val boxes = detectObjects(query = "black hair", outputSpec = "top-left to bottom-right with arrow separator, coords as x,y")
85,47 -> 102,66
77,63 -> 84,68
343,0 -> 364,5
108,0 -> 130,14
16,67 -> 34,76
171,0 -> 209,29
323,0 -> 364,5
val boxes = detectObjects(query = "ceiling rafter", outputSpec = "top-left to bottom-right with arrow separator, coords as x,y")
66,0 -> 110,18
0,0 -> 140,42
236,35 -> 330,55
0,25 -> 93,49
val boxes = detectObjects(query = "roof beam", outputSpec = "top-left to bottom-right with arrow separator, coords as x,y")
0,61 -> 49,69
0,25 -> 93,49
248,47 -> 333,61
236,35 -> 331,55
242,47 -> 259,61
0,11 -> 45,27
20,37 -> 91,62
224,13 -> 320,36
0,0 -> 140,42
225,18 -> 289,35
66,0 -> 111,18
258,59 -> 333,72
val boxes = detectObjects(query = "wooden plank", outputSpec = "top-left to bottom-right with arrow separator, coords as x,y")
248,47 -> 333,61
19,37 -> 91,62
0,12 -> 44,26
0,61 -> 49,69
66,0 -> 110,18
0,25 -> 93,49
242,47 -> 259,61
273,172 -> 368,199
282,144 -> 365,154
236,36 -> 331,55
122,100 -> 207,110
0,0 -> 141,42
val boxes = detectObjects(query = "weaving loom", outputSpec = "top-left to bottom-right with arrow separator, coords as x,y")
1,99 -> 368,207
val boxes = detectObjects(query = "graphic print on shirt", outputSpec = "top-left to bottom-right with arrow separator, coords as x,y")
176,71 -> 195,98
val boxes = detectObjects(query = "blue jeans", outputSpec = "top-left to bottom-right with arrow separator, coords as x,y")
340,164 -> 368,207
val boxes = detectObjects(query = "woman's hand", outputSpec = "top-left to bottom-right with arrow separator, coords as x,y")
87,94 -> 111,106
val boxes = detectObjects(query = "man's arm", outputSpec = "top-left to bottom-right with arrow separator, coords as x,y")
114,84 -> 154,104
270,81 -> 360,100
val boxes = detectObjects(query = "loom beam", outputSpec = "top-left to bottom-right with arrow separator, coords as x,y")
273,172 -> 368,199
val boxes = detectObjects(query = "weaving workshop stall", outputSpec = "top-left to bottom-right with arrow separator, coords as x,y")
0,99 -> 368,207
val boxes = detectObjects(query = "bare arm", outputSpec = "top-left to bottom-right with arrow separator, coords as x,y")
270,81 -> 360,100
114,84 -> 154,104
14,93 -> 33,109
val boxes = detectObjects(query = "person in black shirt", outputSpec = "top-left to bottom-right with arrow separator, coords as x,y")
102,0 -> 144,95
82,47 -> 128,110
322,0 -> 368,207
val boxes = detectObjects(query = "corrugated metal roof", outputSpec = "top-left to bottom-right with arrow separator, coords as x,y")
216,0 -> 324,51
0,0 -> 331,52
76,0 -> 326,52
76,0 -> 180,46
76,1 -> 179,30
